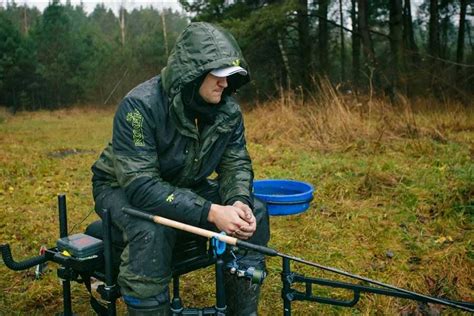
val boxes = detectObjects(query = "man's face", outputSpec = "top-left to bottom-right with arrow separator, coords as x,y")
199,73 -> 228,104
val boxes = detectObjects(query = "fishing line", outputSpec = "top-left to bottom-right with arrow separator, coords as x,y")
69,208 -> 95,235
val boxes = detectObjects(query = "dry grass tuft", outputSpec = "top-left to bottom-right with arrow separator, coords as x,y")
245,79 -> 473,152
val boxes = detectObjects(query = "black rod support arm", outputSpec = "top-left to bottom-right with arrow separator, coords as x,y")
0,244 -> 48,271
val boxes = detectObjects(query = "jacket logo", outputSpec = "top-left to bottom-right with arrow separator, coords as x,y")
166,194 -> 175,203
232,59 -> 240,67
126,109 -> 145,147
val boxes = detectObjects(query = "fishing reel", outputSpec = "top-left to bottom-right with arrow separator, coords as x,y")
211,235 -> 266,285
225,247 -> 266,285
227,262 -> 266,285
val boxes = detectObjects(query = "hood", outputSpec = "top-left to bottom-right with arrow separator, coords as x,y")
161,22 -> 250,101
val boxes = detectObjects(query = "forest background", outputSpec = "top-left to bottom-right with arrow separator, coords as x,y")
0,0 -> 473,109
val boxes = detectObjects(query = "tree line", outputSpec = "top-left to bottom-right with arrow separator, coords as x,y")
181,0 -> 473,103
0,0 -> 472,110
0,0 -> 188,111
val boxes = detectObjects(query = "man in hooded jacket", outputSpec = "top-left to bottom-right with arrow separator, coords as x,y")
91,22 -> 270,315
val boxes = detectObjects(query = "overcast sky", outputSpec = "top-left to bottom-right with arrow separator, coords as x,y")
1,0 -> 184,14
0,0 -> 429,17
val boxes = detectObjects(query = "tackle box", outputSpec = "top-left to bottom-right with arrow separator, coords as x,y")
57,233 -> 104,258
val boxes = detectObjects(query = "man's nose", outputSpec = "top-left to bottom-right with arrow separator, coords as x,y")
218,77 -> 228,88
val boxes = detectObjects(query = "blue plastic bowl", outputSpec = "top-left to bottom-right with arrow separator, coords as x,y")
253,179 -> 314,216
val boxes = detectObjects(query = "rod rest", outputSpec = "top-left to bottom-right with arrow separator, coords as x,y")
0,244 -> 48,271
1,218 -> 217,315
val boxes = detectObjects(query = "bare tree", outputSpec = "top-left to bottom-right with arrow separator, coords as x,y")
357,0 -> 376,70
278,35 -> 291,89
439,0 -> 452,59
22,5 -> 28,34
403,0 -> 418,57
339,0 -> 346,82
351,0 -> 361,85
161,10 -> 169,58
456,0 -> 467,64
428,0 -> 440,57
318,0 -> 329,76
120,6 -> 126,47
297,0 -> 311,88
390,0 -> 404,92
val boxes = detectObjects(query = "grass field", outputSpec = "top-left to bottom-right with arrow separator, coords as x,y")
0,91 -> 473,315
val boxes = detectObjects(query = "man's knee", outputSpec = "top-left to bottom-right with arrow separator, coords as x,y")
125,220 -> 176,279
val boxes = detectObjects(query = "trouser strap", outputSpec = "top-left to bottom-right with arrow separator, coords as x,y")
122,289 -> 170,309
82,273 -> 109,316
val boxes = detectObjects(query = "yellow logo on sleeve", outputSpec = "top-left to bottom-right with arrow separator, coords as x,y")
166,194 -> 175,203
126,109 -> 145,147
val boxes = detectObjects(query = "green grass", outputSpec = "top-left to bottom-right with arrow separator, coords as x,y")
0,101 -> 473,315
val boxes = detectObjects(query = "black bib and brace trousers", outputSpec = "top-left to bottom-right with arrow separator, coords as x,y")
93,179 -> 270,315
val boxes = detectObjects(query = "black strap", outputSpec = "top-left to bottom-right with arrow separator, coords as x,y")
82,273 -> 109,316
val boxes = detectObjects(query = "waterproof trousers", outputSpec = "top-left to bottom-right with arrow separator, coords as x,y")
92,179 -> 270,314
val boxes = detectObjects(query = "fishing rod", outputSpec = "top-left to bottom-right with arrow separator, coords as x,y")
123,207 -> 474,313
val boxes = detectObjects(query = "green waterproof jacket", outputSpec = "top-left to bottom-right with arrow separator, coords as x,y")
91,22 -> 253,227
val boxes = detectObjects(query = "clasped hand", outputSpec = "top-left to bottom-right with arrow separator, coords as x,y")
208,201 -> 256,240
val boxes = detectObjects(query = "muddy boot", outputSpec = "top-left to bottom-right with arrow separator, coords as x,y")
224,273 -> 261,316
124,292 -> 170,316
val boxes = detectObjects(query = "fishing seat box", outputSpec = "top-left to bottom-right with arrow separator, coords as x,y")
84,219 -> 215,280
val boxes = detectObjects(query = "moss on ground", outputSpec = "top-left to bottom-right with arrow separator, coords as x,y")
0,102 -> 472,315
